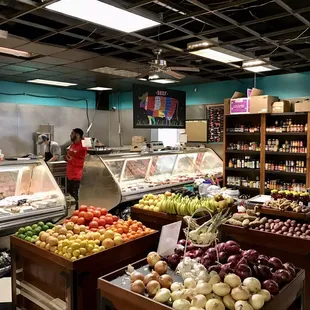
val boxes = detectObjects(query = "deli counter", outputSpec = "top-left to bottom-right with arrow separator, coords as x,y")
79,148 -> 222,210
0,159 -> 66,235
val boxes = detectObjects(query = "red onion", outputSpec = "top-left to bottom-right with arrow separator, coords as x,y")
272,272 -> 283,285
216,242 -> 226,253
274,269 -> 291,283
174,244 -> 184,256
178,239 -> 187,246
225,240 -> 241,254
235,264 -> 252,280
263,280 -> 279,295
166,254 -> 181,269
257,265 -> 272,280
284,262 -> 296,270
200,253 -> 214,268
206,247 -> 217,260
258,255 -> 270,266
242,249 -> 259,262
284,263 -> 296,279
227,254 -> 242,266
268,257 -> 284,270
218,251 -> 228,263
186,244 -> 196,252
184,252 -> 197,259
220,263 -> 233,279
208,265 -> 221,273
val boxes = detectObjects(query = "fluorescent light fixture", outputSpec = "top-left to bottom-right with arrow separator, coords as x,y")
190,48 -> 243,63
149,74 -> 160,80
87,87 -> 112,91
0,46 -> 33,58
46,0 -> 159,33
27,79 -> 77,87
0,30 -> 8,39
244,64 -> 279,73
138,78 -> 147,81
243,59 -> 267,67
150,79 -> 179,84
91,66 -> 139,77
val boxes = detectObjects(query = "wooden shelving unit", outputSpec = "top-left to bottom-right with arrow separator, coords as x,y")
223,112 -> 310,196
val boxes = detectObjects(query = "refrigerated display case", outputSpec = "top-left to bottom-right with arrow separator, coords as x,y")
0,159 -> 66,235
80,148 -> 222,210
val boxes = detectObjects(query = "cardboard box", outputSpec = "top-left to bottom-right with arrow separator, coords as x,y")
250,95 -> 278,114
224,98 -> 230,115
132,136 -> 145,143
230,98 -> 250,114
272,101 -> 291,113
294,101 -> 310,112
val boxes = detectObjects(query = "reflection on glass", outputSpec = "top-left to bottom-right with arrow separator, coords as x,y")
123,158 -> 151,181
173,154 -> 197,175
104,160 -> 125,182
149,155 -> 177,176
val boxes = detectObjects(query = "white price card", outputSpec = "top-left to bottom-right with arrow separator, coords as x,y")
157,221 -> 182,256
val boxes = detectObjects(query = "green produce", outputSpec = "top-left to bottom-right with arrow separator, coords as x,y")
15,221 -> 54,243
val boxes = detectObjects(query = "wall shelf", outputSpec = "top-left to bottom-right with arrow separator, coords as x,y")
265,151 -> 306,156
266,132 -> 307,136
226,150 -> 260,154
265,170 -> 306,177
225,167 -> 259,172
226,132 -> 260,136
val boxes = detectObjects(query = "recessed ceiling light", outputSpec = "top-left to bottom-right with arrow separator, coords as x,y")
0,47 -> 34,58
91,66 -> 139,77
190,48 -> 243,63
150,79 -> 179,84
244,65 -> 279,73
87,87 -> 113,91
243,59 -> 267,67
46,0 -> 159,33
27,79 -> 77,87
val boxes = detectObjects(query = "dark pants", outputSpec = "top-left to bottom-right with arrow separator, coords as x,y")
67,179 -> 81,210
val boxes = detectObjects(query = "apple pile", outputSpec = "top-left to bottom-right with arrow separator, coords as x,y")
166,240 -> 297,296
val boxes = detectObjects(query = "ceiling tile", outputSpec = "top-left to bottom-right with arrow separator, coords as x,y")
32,56 -> 75,65
0,55 -> 25,64
4,65 -> 37,72
52,49 -> 99,61
32,70 -> 57,77
17,43 -> 66,56
0,69 -> 21,76
17,61 -> 54,69
0,36 -> 30,48
46,65 -> 81,73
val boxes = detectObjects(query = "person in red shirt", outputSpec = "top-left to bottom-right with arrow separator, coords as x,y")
65,128 -> 87,210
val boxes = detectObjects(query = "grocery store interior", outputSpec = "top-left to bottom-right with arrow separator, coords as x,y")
1,0 -> 310,309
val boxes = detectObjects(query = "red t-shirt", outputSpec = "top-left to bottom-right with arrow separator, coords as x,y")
66,141 -> 87,180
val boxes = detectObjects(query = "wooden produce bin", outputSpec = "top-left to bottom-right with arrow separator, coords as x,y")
221,224 -> 309,309
11,232 -> 159,310
97,258 -> 305,310
131,207 -> 209,239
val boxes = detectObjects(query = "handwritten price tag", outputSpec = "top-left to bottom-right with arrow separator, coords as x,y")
157,221 -> 182,256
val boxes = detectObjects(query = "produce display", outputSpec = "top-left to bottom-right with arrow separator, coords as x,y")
133,193 -> 233,217
14,206 -> 155,261
270,190 -> 309,205
227,210 -> 266,228
126,245 -> 295,310
262,198 -> 309,213
265,180 -> 306,192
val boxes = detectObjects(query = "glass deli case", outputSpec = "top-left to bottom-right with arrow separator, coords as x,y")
0,159 -> 66,235
80,148 -> 222,210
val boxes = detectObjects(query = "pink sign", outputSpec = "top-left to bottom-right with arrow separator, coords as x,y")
230,98 -> 250,114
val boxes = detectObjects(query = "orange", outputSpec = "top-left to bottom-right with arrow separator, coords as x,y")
130,224 -> 138,232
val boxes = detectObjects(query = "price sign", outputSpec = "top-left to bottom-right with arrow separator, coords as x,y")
157,221 -> 182,256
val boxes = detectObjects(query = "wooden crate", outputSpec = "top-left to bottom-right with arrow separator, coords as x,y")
11,232 -> 159,310
97,258 -> 305,310
258,206 -> 310,221
221,224 -> 309,309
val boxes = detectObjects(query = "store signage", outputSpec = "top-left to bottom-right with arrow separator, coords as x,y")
133,84 -> 186,128
157,221 -> 182,256
230,98 -> 250,114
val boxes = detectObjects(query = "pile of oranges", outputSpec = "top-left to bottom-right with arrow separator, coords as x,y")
107,218 -> 156,242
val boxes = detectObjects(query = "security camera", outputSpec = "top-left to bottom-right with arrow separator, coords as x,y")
111,107 -> 117,111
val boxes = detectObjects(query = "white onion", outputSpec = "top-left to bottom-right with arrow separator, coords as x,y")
212,283 -> 231,297
191,294 -> 206,308
198,270 -> 210,282
173,299 -> 191,310
171,290 -> 186,301
209,271 -> 218,277
243,277 -> 261,294
208,274 -> 221,286
206,293 -> 222,301
234,301 -> 254,310
171,282 -> 184,292
147,252 -> 161,267
184,277 -> 196,289
189,307 -> 204,310
231,286 -> 250,301
224,274 -> 242,288
249,294 -> 265,310
196,282 -> 212,295
223,294 -> 235,310
205,299 -> 225,310
184,288 -> 197,300
257,289 -> 271,302
153,288 -> 171,303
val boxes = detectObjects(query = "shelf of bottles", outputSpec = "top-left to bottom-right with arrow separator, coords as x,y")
206,105 -> 224,143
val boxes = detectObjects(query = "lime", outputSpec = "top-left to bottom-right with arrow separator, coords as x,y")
31,224 -> 38,230
46,222 -> 54,228
42,225 -> 49,231
25,236 -> 32,242
34,227 -> 42,235
18,234 -> 26,239
31,238 -> 36,243
38,221 -> 45,227
24,226 -> 32,232
25,231 -> 33,237
18,227 -> 25,234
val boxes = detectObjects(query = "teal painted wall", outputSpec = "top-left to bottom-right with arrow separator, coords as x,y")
0,81 -> 96,109
109,71 -> 310,109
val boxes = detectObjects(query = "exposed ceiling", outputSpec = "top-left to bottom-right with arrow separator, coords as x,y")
0,0 -> 310,91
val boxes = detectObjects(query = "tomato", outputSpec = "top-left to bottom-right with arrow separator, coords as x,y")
77,217 -> 85,225
64,219 -> 69,224
79,205 -> 88,212
90,228 -> 98,232
71,216 -> 79,224
73,210 -> 79,216
105,217 -> 113,225
100,215 -> 106,220
101,208 -> 108,216
112,215 -> 118,222
84,212 -> 93,221
98,219 -> 106,227
105,224 -> 111,229
107,213 -> 113,217
79,211 -> 86,218
88,206 -> 95,210
92,217 -> 99,223
93,210 -> 101,218
89,221 -> 99,229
